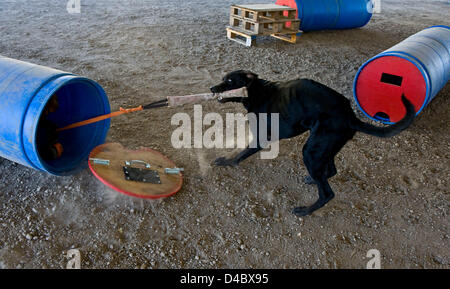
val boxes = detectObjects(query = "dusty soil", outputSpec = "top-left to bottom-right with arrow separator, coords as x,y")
0,0 -> 449,269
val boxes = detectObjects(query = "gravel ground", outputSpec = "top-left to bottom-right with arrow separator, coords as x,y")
0,0 -> 449,269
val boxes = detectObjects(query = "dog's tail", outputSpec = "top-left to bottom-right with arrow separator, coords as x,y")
350,94 -> 415,138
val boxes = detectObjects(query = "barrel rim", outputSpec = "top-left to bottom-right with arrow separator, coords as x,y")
23,76 -> 110,175
425,25 -> 450,30
20,72 -> 73,171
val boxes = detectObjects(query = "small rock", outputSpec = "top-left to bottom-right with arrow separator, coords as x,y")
433,255 -> 447,265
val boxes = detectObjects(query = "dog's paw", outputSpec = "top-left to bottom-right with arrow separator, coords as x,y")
217,97 -> 227,104
213,157 -> 236,167
303,175 -> 316,185
292,206 -> 313,217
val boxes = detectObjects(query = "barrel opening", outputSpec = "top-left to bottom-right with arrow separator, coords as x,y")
380,72 -> 403,86
374,112 -> 390,122
35,80 -> 109,174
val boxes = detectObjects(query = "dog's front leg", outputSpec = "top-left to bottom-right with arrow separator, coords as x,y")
214,146 -> 262,167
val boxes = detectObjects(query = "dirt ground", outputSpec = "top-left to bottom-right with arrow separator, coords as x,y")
0,0 -> 448,269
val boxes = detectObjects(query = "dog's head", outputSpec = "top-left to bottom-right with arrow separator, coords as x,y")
210,70 -> 258,93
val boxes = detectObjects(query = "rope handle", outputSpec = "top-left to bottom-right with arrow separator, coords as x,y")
119,106 -> 144,113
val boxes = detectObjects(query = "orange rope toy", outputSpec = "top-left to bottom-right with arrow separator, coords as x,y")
56,106 -> 143,132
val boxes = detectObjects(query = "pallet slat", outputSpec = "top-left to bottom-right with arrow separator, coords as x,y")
231,4 -> 297,12
270,33 -> 299,44
230,4 -> 297,22
230,14 -> 300,24
226,27 -> 301,47
228,21 -> 300,36
228,16 -> 300,34
226,28 -> 255,47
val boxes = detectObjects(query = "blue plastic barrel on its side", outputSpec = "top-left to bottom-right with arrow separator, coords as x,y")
276,0 -> 373,31
353,25 -> 450,123
334,0 -> 373,30
0,56 -> 111,175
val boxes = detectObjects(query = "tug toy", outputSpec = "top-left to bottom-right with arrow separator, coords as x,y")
57,87 -> 248,132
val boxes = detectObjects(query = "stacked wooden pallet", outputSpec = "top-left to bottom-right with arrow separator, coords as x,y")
227,4 -> 302,46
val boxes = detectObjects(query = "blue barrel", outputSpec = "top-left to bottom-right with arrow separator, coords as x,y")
275,0 -> 373,31
0,56 -> 111,175
353,26 -> 450,123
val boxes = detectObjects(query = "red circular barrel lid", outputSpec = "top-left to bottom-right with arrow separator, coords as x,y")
88,143 -> 183,199
355,55 -> 426,123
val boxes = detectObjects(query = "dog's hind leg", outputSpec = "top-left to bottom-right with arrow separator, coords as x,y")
303,160 -> 336,185
294,125 -> 348,216
293,178 -> 335,216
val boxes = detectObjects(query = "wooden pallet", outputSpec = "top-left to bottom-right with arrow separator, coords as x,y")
230,4 -> 297,22
230,16 -> 300,35
226,26 -> 301,47
227,4 -> 301,46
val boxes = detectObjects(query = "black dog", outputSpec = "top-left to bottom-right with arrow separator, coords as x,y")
210,70 -> 415,216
